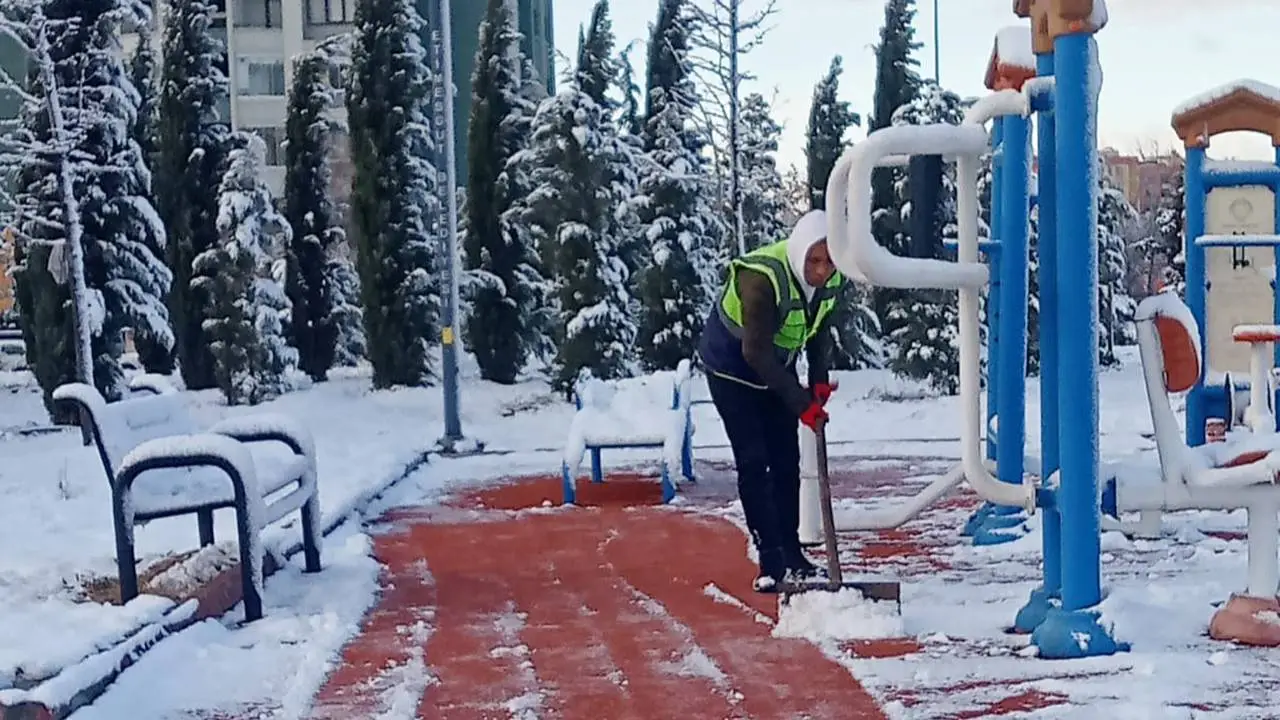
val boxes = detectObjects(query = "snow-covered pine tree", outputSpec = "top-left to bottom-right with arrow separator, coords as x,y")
347,0 -> 442,387
326,255 -> 366,367
737,92 -> 785,250
883,80 -> 962,393
804,55 -> 859,211
521,84 -> 636,392
575,0 -> 615,108
869,0 -> 922,325
11,0 -> 172,412
195,133 -> 298,405
496,57 -> 557,366
284,50 -> 352,381
126,12 -> 173,375
574,2 -> 644,301
129,20 -> 158,173
1155,166 -> 1186,294
635,0 -> 719,370
7,2 -> 85,419
1098,157 -> 1137,365
804,55 -> 879,370
1026,197 -> 1042,374
155,0 -> 231,389
463,0 -> 549,383
616,41 -> 644,138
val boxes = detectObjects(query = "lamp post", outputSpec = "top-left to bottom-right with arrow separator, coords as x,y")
933,0 -> 941,84
434,0 -> 472,454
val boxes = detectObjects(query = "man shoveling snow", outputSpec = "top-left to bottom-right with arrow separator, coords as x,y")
697,209 -> 846,593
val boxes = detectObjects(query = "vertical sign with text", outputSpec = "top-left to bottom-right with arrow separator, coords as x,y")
429,23 -> 449,250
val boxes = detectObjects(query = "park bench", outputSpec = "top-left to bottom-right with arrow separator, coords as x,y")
52,377 -> 321,622
561,359 -> 696,504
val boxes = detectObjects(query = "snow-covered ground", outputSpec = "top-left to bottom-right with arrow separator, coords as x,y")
6,347 -> 1259,717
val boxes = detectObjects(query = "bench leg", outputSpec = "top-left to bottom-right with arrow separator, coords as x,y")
661,465 -> 677,504
234,506 -> 264,623
197,509 -> 215,547
681,435 -> 694,483
112,493 -> 140,604
561,462 -> 576,505
300,493 -> 322,573
590,448 -> 603,483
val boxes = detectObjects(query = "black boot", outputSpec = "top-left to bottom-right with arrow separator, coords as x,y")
753,546 -> 787,593
784,543 -> 824,581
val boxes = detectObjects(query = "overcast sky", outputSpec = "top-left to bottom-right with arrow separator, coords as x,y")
551,0 -> 1280,171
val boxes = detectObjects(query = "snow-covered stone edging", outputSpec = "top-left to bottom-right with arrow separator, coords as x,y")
0,449 -> 433,720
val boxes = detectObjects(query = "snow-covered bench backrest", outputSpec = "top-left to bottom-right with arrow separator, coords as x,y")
1135,292 -> 1203,481
573,358 -> 694,413
53,382 -> 198,480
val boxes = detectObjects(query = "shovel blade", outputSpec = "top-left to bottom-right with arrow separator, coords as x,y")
777,577 -> 902,606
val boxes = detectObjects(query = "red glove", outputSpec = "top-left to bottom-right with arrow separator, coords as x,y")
800,402 -> 828,431
813,381 -> 838,406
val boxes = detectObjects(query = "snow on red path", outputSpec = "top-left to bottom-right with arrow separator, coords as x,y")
307,474 -> 891,719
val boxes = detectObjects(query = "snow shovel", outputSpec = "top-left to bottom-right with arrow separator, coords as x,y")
778,425 -> 901,607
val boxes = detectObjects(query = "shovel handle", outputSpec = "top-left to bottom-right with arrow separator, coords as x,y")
815,425 -> 843,588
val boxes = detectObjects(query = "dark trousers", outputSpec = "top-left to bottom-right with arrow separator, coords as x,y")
707,374 -> 802,554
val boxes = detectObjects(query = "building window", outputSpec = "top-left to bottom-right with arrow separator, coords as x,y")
237,58 -> 286,96
244,126 -> 285,166
234,0 -> 283,27
209,27 -> 229,74
306,0 -> 354,25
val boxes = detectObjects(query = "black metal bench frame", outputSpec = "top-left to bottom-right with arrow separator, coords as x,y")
54,384 -> 321,622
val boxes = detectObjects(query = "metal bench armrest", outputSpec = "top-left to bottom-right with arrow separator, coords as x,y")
208,413 -> 317,464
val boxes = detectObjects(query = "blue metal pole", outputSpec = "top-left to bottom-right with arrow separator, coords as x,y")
987,122 -> 1005,461
1184,147 -> 1207,446
1051,31 -> 1101,613
1030,24 -> 1125,661
1015,51 -> 1061,634
997,113 -> 1030,488
1035,51 -> 1062,601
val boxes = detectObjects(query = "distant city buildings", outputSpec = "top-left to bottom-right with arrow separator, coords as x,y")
1100,147 -> 1184,212
125,0 -> 555,195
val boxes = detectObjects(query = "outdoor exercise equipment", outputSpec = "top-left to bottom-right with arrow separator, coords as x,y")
819,0 -> 1123,660
1101,292 -> 1280,646
956,25 -> 1042,547
1171,80 -> 1280,445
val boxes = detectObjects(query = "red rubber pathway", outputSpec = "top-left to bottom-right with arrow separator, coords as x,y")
305,474 -> 892,719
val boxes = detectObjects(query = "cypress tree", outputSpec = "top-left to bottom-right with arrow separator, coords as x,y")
348,0 -> 443,387
462,0 -> 548,383
635,0 -> 718,370
283,51 -> 347,381
155,0 -> 231,389
869,0 -> 922,326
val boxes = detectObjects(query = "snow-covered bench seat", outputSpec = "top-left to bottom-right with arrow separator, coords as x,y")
561,359 -> 696,504
52,378 -> 321,623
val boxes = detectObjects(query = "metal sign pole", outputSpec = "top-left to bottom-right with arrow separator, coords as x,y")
435,0 -> 467,452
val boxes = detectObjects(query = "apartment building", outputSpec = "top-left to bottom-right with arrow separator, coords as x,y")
1100,147 -> 1184,213
126,0 -> 354,195
131,0 -> 555,195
